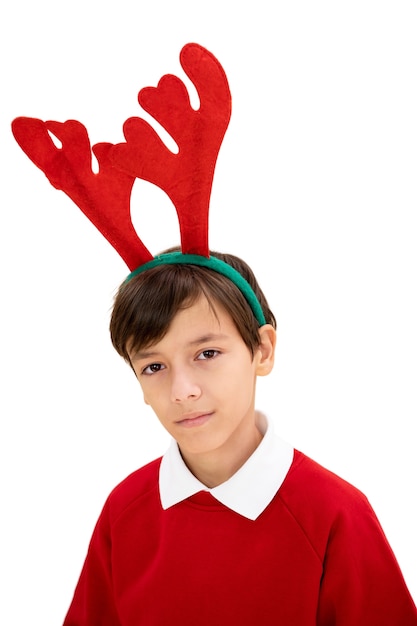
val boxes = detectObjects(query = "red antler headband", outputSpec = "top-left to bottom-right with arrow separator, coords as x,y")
11,43 -> 266,326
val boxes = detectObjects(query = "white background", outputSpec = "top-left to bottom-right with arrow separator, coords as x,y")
1,1 -> 416,623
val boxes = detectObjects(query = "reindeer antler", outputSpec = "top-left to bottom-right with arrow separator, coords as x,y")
11,43 -> 231,270
111,43 -> 231,257
11,118 -> 153,269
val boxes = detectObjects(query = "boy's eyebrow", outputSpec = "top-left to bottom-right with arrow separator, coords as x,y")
188,333 -> 229,346
131,333 -> 229,361
131,349 -> 160,361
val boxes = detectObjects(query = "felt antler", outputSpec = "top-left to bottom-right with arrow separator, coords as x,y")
11,43 -> 231,270
11,117 -> 151,269
110,43 -> 232,258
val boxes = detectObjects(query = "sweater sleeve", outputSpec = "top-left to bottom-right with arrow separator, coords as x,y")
316,494 -> 417,626
62,502 -> 122,626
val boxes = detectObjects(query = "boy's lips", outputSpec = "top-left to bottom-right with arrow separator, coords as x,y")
175,412 -> 213,428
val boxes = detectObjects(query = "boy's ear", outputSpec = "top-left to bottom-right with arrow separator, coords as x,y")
255,324 -> 276,376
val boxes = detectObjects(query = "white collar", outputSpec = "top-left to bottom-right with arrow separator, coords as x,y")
159,413 -> 294,520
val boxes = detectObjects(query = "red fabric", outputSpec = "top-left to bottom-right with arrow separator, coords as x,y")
11,43 -> 231,270
63,451 -> 417,625
111,43 -> 231,258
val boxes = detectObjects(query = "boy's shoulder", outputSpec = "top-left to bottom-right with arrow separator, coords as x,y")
104,457 -> 163,524
282,449 -> 370,512
277,449 -> 377,554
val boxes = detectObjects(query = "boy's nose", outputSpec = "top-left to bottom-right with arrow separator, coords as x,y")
170,370 -> 201,403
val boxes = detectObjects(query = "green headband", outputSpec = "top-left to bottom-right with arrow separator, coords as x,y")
126,252 -> 267,327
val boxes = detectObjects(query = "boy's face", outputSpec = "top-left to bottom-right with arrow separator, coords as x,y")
128,295 -> 275,474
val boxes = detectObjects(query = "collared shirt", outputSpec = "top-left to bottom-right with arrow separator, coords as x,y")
159,413 -> 294,520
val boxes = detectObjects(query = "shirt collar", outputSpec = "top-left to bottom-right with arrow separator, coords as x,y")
159,413 -> 294,520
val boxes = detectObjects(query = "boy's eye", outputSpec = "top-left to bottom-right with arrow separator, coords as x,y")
142,363 -> 164,375
197,349 -> 219,360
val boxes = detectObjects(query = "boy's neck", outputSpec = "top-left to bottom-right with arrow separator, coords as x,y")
179,412 -> 264,488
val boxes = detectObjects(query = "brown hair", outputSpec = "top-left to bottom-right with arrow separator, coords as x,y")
110,249 -> 276,363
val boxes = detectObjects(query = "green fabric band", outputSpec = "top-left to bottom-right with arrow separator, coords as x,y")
126,252 -> 266,327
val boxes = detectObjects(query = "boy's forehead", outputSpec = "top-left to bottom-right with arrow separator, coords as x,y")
171,295 -> 226,327
129,296 -> 234,358
163,296 -> 225,337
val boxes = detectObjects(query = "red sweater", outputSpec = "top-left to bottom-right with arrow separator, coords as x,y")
63,450 -> 417,625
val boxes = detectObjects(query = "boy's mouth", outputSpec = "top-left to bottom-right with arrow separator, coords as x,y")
176,412 -> 213,428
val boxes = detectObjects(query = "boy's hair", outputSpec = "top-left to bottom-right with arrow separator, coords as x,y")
110,248 -> 276,363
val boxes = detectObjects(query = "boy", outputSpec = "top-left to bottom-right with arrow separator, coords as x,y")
11,42 -> 417,625
61,249 -> 417,625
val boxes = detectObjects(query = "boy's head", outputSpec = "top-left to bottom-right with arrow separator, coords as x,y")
110,248 -> 276,365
